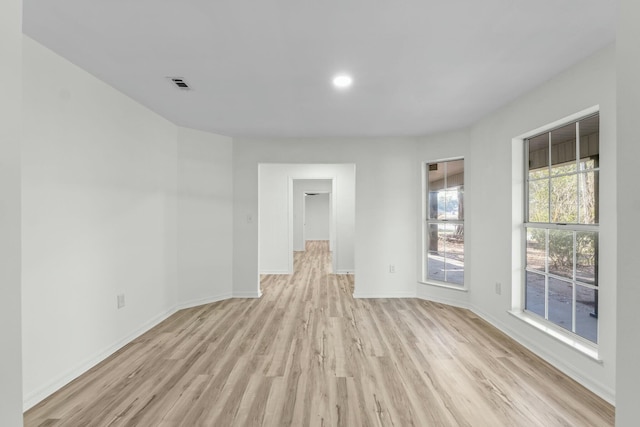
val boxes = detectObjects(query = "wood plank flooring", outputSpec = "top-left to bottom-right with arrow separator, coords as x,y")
25,241 -> 614,426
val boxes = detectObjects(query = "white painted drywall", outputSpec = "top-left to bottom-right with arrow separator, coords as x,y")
417,45 -> 616,402
304,193 -> 330,241
234,138 -> 418,298
21,36 -> 179,409
258,164 -> 353,274
0,0 -> 23,423
176,127 -> 234,307
616,0 -> 640,423
293,179 -> 332,251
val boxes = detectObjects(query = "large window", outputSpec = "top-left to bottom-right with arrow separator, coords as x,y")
525,113 -> 599,344
424,159 -> 464,286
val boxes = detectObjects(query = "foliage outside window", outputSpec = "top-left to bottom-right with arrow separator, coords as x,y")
425,159 -> 464,286
525,114 -> 599,344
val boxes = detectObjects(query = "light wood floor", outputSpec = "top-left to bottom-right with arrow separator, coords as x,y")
25,241 -> 614,426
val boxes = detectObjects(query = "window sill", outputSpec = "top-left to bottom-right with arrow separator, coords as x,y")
418,280 -> 468,292
508,310 -> 601,362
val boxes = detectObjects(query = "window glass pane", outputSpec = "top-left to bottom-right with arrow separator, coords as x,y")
579,115 -> 599,170
444,261 -> 464,285
427,162 -> 445,219
548,277 -> 573,332
528,179 -> 549,222
427,224 -> 443,281
427,223 -> 464,285
578,171 -> 598,224
427,251 -> 443,281
551,123 -> 577,175
550,175 -> 578,223
426,159 -> 464,286
526,228 -> 546,272
548,230 -> 573,279
575,286 -> 598,343
576,232 -> 598,286
445,224 -> 464,285
445,188 -> 463,220
528,133 -> 549,179
525,271 -> 545,318
427,191 -> 442,220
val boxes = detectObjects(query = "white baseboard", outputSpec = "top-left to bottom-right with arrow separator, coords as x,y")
23,292 -> 240,411
260,270 -> 290,275
23,306 -> 177,411
353,291 -> 416,299
470,306 -> 616,405
415,292 -> 471,310
415,292 -> 615,405
335,270 -> 354,275
174,292 -> 233,311
232,290 -> 262,298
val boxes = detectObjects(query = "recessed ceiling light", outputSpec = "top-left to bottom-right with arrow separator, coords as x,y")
332,74 -> 353,89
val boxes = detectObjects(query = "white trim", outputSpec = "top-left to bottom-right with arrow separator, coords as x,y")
415,293 -> 471,310
418,280 -> 469,292
508,310 -> 600,360
259,269 -> 290,275
474,306 -> 614,405
232,290 -> 262,298
335,270 -> 354,275
414,292 -> 614,405
23,305 -> 176,410
23,291 -> 239,410
421,157 -> 467,287
353,291 -> 416,299
174,293 -> 233,311
515,105 -> 600,140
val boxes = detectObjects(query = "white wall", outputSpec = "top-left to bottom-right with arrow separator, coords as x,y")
177,127 -> 233,307
417,45 -> 616,403
293,179 -> 332,251
234,138 -> 418,298
21,36 -> 179,409
0,0 -> 23,424
258,164 -> 354,274
616,0 -> 640,423
305,193 -> 330,241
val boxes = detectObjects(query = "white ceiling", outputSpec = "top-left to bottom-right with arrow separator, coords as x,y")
22,0 -> 616,138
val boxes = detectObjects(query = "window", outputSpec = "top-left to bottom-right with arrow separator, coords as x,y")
424,159 -> 464,286
525,113 -> 599,344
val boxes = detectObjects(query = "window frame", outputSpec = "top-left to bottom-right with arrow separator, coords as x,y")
421,158 -> 466,289
523,113 -> 600,347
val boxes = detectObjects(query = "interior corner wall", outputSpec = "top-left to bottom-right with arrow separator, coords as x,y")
21,36 -> 179,409
234,138 -> 418,298
177,127 -> 233,307
0,0 -> 23,424
423,45 -> 616,403
293,179 -> 332,251
616,0 -> 640,423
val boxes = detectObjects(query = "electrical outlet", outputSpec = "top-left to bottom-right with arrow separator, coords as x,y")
495,282 -> 502,295
117,294 -> 125,309
389,265 -> 396,273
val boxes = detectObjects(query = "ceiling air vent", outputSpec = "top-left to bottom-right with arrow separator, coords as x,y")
168,77 -> 191,90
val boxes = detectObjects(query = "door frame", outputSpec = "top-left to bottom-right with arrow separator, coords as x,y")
288,177 -> 337,274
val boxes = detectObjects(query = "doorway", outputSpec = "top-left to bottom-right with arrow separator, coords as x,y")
258,163 -> 355,285
292,179 -> 335,273
303,192 -> 331,244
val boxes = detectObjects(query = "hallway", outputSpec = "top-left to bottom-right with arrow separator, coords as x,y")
25,241 -> 613,426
